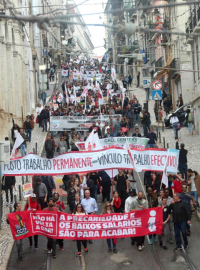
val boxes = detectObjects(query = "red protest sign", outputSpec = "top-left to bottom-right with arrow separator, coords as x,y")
8,208 -> 163,240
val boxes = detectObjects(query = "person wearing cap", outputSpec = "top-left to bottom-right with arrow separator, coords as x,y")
43,198 -> 59,259
25,194 -> 41,250
125,189 -> 137,246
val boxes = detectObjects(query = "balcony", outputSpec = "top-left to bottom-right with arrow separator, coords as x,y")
155,57 -> 164,71
170,58 -> 180,79
135,0 -> 148,6
147,24 -> 157,41
185,5 -> 200,43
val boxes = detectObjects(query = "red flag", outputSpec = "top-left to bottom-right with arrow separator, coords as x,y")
121,127 -> 129,133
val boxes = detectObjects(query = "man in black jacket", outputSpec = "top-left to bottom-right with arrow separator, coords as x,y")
169,193 -> 191,250
40,106 -> 49,132
147,187 -> 158,244
132,127 -> 142,137
45,135 -> 55,158
2,176 -> 16,206
176,140 -> 188,180
142,111 -> 148,137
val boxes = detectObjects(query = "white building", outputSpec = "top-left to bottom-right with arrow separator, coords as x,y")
185,3 -> 200,134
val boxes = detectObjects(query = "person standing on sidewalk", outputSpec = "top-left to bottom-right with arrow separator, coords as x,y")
176,141 -> 188,180
24,115 -> 34,142
7,203 -> 24,260
130,191 -> 148,251
168,193 -> 191,250
136,72 -> 140,87
2,175 -> 16,206
43,198 -> 59,259
141,110 -> 148,137
40,106 -> 49,132
41,91 -> 47,106
154,101 -> 159,122
133,100 -> 141,126
170,113 -> 179,139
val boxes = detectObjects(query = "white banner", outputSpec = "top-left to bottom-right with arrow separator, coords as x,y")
50,115 -> 121,131
62,70 -> 68,77
3,148 -> 179,176
100,137 -> 149,149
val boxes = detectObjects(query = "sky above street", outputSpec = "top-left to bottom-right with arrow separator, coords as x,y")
75,0 -> 106,57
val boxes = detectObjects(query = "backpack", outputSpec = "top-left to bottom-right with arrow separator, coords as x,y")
188,112 -> 194,123
26,203 -> 40,210
25,121 -> 31,129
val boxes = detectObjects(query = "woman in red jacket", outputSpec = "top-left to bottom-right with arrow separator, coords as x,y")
25,194 -> 41,250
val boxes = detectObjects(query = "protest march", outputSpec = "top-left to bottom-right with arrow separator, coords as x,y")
2,48 -> 197,270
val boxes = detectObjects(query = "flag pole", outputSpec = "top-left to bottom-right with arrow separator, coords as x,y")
125,136 -> 147,200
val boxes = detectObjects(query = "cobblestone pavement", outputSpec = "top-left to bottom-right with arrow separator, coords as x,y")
0,116 -> 47,270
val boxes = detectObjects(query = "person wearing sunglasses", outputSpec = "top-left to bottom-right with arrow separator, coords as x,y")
102,202 -> 117,253
73,203 -> 88,256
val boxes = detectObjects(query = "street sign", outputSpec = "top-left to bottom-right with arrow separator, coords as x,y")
152,80 -> 162,90
42,49 -> 47,56
143,77 -> 151,88
152,90 -> 162,100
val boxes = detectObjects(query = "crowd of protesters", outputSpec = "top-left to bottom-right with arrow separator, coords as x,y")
3,59 -> 199,263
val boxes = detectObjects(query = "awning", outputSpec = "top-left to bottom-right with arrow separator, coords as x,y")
156,69 -> 170,79
155,55 -> 173,79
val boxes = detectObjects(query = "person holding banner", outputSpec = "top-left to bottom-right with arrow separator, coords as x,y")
130,191 -> 148,251
132,127 -> 142,137
43,198 -> 59,258
73,203 -> 88,256
25,194 -> 41,250
7,203 -> 24,261
81,190 -> 98,244
102,202 -> 117,253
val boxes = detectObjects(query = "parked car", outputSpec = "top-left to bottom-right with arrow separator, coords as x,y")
164,103 -> 192,127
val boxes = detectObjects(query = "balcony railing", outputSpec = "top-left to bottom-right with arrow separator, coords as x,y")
170,58 -> 180,78
155,57 -> 164,70
135,0 -> 148,6
147,24 -> 157,40
185,5 -> 200,36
